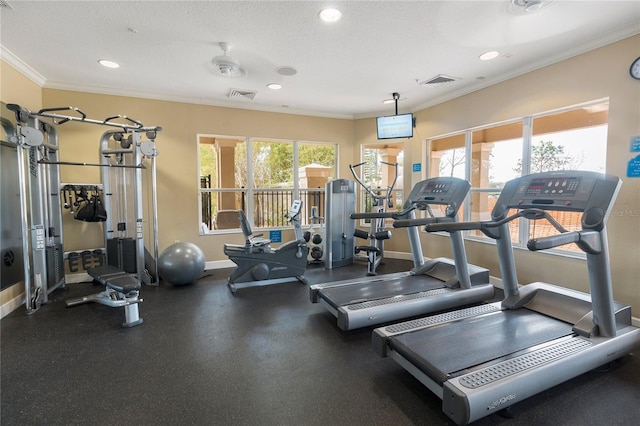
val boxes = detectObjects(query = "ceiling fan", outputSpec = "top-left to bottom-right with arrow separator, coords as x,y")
211,42 -> 247,78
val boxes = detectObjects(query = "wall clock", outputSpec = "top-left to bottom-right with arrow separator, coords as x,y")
630,56 -> 640,80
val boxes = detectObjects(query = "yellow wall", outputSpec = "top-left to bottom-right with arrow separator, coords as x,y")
39,90 -> 356,259
0,61 -> 42,110
361,35 -> 640,313
2,34 -> 638,315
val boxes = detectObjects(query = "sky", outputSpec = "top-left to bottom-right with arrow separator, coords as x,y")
441,124 -> 608,184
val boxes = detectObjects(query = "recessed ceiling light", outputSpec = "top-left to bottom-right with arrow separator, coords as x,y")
479,51 -> 500,61
267,83 -> 282,90
319,8 -> 342,22
98,59 -> 120,69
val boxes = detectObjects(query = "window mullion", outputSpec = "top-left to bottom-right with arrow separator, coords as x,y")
463,130 -> 472,224
246,137 -> 254,225
293,140 -> 299,200
519,117 -> 533,247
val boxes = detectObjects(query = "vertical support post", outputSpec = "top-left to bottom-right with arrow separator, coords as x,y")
449,230 -> 472,289
405,210 -> 425,270
497,222 -> 519,300
151,153 -> 160,285
586,230 -> 616,337
26,118 -> 47,308
16,138 -> 34,314
131,132 -> 145,283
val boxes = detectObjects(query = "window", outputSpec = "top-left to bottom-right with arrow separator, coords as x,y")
525,104 -> 607,253
427,100 -> 609,256
198,136 -> 336,233
355,143 -> 404,222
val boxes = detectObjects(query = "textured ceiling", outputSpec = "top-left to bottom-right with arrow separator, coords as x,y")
1,0 -> 639,118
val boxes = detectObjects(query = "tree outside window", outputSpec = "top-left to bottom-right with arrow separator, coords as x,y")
198,136 -> 336,232
427,100 -> 608,256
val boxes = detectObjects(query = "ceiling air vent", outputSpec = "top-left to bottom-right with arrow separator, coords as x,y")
0,1 -> 14,8
416,74 -> 459,86
228,89 -> 257,100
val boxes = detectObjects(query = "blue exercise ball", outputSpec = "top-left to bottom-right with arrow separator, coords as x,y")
158,241 -> 206,286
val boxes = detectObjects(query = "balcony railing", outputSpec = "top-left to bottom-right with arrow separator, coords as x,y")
200,188 -> 327,231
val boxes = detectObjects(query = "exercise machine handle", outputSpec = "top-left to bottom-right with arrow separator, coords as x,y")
393,216 -> 452,228
103,114 -> 144,128
527,232 -> 579,251
349,161 -> 399,199
37,106 -> 86,125
351,211 -> 397,220
351,204 -> 416,221
426,221 -> 483,233
528,230 -> 602,254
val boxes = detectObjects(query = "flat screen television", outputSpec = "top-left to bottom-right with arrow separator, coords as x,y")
376,113 -> 414,139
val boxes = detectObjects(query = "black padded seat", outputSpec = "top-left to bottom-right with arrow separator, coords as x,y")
87,265 -> 141,293
354,246 -> 381,255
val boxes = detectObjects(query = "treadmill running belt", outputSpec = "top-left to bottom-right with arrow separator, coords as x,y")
319,274 -> 445,309
390,309 -> 573,384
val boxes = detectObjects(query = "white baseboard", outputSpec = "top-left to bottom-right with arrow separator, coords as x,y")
1,294 -> 25,319
205,259 -> 235,270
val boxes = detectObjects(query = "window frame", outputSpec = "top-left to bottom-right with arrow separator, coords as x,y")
355,142 -> 405,226
197,134 -> 337,234
425,99 -> 609,259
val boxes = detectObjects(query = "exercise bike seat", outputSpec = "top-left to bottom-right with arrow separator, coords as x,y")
223,210 -> 273,255
238,210 -> 272,246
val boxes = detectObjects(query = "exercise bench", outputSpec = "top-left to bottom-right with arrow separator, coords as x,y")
65,265 -> 143,327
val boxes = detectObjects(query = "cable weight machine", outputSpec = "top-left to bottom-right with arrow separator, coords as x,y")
100,127 -> 160,285
5,104 -> 161,324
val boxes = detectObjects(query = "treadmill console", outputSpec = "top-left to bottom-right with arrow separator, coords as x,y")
523,176 -> 580,198
494,170 -> 621,221
405,177 -> 470,216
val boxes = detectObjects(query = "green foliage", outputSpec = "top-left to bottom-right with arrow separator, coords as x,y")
199,139 -> 336,227
252,141 -> 293,187
362,148 -> 382,187
299,144 -> 335,168
199,143 -> 217,187
234,141 -> 247,188
514,140 -> 571,174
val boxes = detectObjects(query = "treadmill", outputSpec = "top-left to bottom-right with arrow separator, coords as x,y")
372,170 -> 640,425
309,176 -> 492,330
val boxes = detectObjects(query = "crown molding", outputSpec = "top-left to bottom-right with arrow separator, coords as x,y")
0,44 -> 46,86
41,79 -> 355,120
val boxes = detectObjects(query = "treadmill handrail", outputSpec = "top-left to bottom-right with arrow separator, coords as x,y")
528,230 -> 602,254
351,205 -> 416,221
393,216 -> 453,229
425,208 -> 568,239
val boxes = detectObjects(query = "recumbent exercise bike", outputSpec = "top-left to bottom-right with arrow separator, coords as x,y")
224,200 -> 309,293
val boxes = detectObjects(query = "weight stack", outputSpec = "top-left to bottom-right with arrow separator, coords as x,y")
45,243 -> 65,288
106,238 -> 137,273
